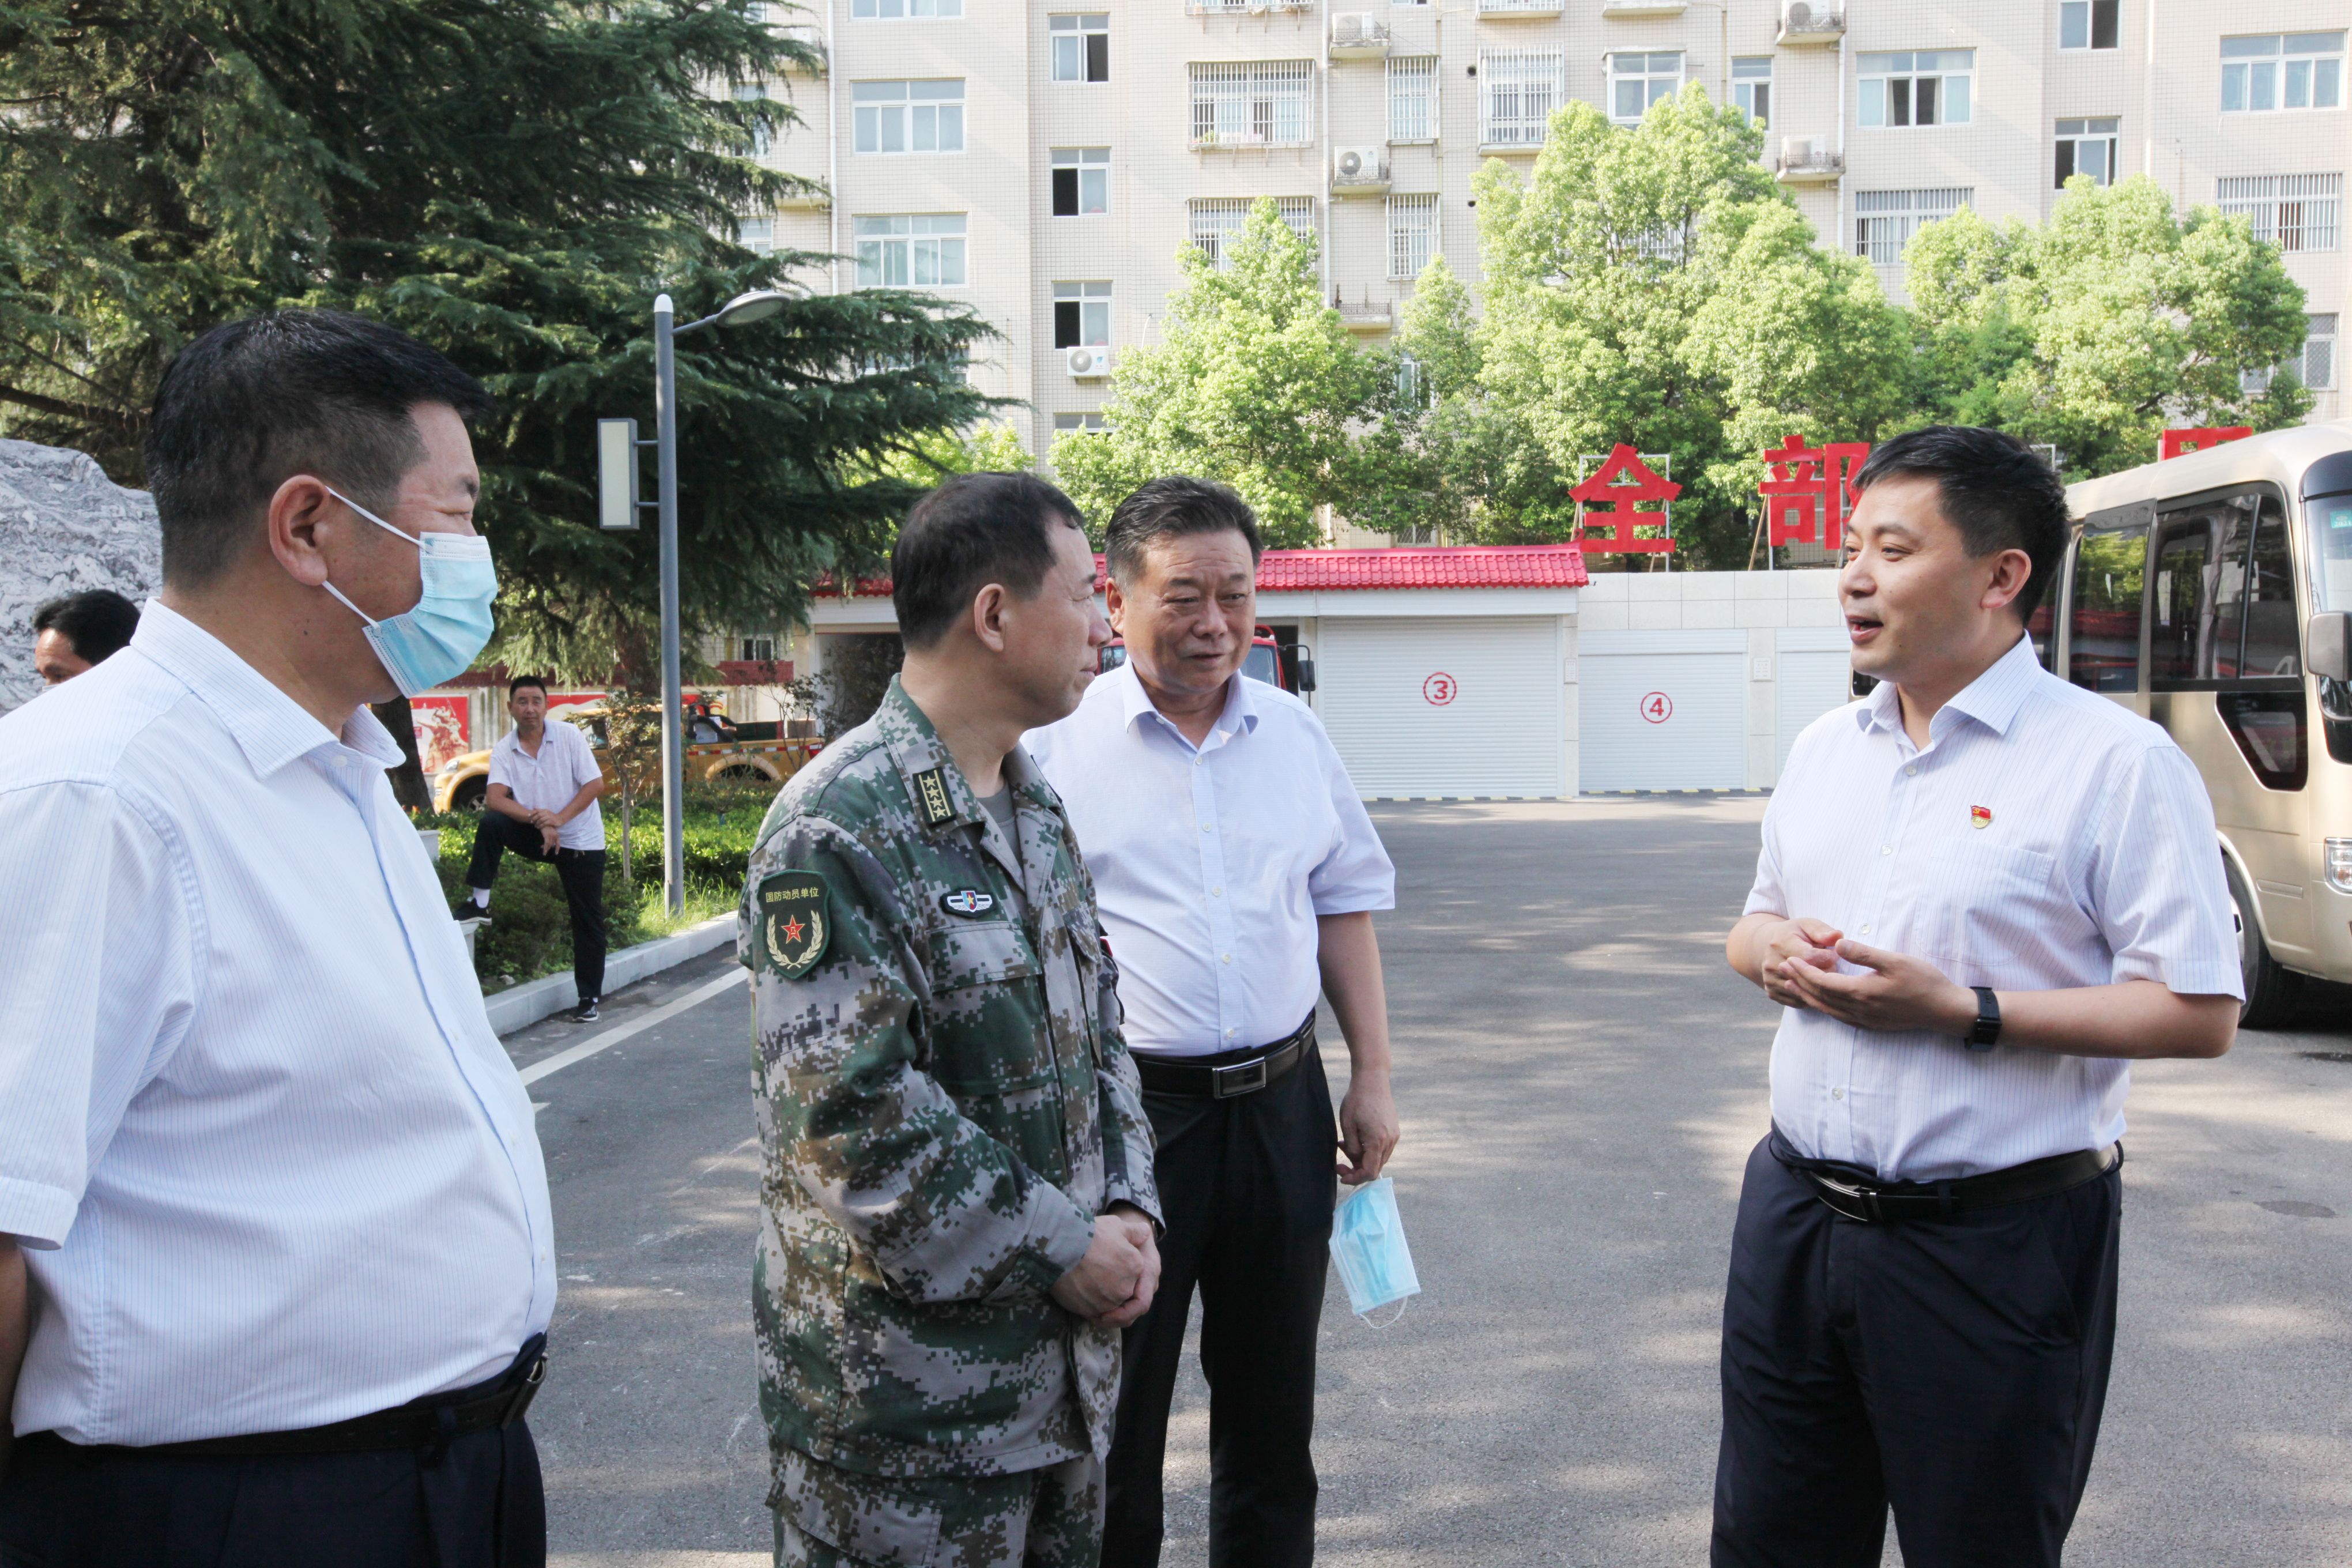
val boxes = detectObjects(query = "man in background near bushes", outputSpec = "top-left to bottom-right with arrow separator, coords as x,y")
0,310 -> 554,1565
31,589 -> 141,686
458,673 -> 609,1024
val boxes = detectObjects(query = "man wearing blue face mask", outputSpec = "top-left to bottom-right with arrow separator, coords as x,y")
0,311 -> 556,1567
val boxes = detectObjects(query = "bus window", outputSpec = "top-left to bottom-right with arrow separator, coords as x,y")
2149,510 -> 2221,687
2068,526 -> 2146,693
2235,495 -> 2300,680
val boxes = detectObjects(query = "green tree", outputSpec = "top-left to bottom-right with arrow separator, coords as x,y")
1053,198 -> 1378,546
0,0 -> 999,683
1906,175 -> 2312,474
1471,91 -> 1910,567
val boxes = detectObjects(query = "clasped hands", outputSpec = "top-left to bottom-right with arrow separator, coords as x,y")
1755,917 -> 1980,1036
523,806 -> 561,855
1050,1203 -> 1160,1329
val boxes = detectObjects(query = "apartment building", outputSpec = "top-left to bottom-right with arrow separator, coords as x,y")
744,0 -> 2346,458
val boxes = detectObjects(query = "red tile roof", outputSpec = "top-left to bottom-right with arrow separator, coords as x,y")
819,544 -> 1587,600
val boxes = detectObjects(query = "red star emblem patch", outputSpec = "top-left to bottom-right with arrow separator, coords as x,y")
782,915 -> 805,943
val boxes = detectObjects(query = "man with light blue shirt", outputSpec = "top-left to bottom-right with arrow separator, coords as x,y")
1026,477 -> 1399,1568
0,311 -> 554,1566
1717,427 -> 2240,1568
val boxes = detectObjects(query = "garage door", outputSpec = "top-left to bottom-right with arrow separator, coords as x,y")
1578,629 -> 1746,792
1317,617 -> 1565,797
1774,626 -> 1856,780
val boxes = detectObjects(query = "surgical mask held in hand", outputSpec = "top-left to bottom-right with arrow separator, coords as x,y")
1330,1176 -> 1421,1324
319,486 -> 498,698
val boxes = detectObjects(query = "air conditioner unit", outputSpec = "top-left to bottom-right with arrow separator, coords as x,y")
1781,135 -> 1817,163
1332,11 -> 1375,43
1784,0 -> 1812,22
1333,145 -> 1387,183
1065,344 -> 1114,379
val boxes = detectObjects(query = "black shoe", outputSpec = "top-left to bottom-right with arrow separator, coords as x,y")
568,999 -> 601,1023
453,899 -> 489,923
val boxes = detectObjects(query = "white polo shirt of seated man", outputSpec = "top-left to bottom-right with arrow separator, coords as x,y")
489,714 -> 605,850
1026,660 -> 1394,1057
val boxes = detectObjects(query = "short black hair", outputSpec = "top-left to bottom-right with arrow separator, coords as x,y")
891,472 -> 1085,650
145,310 -> 495,588
508,674 -> 548,698
1852,425 -> 2071,621
32,589 -> 142,665
1104,477 -> 1264,587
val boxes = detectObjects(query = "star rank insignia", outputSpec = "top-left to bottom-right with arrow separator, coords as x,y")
758,870 -> 830,978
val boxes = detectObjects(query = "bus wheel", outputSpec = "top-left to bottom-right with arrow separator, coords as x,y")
2225,855 -> 2301,1030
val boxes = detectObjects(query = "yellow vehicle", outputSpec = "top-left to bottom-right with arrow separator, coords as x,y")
2053,422 -> 2352,1026
429,704 -> 824,814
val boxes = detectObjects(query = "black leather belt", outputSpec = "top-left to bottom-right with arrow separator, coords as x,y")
1770,1129 -> 2121,1224
35,1336 -> 548,1461
1135,1014 -> 1315,1099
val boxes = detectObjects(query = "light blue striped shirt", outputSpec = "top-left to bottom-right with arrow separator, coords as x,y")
0,601 -> 554,1445
1746,634 -> 2242,1182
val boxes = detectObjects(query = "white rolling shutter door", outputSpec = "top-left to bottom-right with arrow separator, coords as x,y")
1774,626 -> 1856,780
1317,617 -> 1564,797
1578,629 -> 1746,791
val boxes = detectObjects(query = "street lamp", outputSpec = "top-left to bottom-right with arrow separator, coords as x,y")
604,288 -> 793,915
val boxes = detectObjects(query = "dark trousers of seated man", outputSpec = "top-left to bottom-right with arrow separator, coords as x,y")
1103,1040 -> 1337,1568
1712,1132 -> 2123,1568
468,814 -> 607,1003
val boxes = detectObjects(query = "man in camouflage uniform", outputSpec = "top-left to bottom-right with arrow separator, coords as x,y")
741,472 -> 1163,1568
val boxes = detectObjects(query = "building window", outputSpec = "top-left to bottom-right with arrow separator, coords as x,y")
1479,50 -> 1561,148
2059,0 -> 2118,51
741,637 -> 778,662
1052,148 -> 1110,215
2217,173 -> 2343,252
2055,118 -> 2119,187
855,214 -> 967,285
1386,193 -> 1438,280
1188,197 -> 1317,267
1052,413 -> 1107,436
2305,315 -> 2340,391
2221,33 -> 2345,114
1389,56 -> 1437,143
853,0 -> 959,17
852,80 -> 964,153
1857,51 -> 1974,128
1608,51 -> 1682,127
1053,282 -> 1111,348
1853,188 -> 1973,265
1189,61 -> 1315,146
1732,57 -> 1771,126
737,215 -> 775,253
1051,14 -> 1109,83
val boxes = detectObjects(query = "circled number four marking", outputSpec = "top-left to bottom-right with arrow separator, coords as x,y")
1641,692 -> 1673,723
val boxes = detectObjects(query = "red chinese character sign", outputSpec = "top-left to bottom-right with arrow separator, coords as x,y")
1571,446 -> 1680,555
1757,435 -> 1870,549
2159,426 -> 2252,461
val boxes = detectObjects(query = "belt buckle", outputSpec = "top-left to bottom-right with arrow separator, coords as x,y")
1212,1058 -> 1268,1099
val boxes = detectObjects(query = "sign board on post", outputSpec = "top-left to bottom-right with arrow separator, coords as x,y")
598,418 -> 642,531
409,695 -> 472,772
1757,435 -> 1869,548
1571,446 -> 1679,554
2158,426 -> 2252,461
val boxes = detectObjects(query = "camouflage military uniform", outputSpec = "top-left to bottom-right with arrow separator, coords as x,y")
740,676 -> 1161,1568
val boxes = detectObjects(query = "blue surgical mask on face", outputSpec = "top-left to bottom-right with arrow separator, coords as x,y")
318,487 -> 497,698
1330,1176 -> 1422,1321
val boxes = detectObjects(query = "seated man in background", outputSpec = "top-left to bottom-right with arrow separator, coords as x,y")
32,589 -> 141,685
458,674 -> 610,1023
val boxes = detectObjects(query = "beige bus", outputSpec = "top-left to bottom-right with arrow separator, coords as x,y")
2049,422 -> 2352,1026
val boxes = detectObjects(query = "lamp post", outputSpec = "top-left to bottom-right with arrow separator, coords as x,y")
642,288 -> 791,915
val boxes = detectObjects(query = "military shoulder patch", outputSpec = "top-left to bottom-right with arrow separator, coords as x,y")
913,766 -> 956,828
757,871 -> 831,978
939,888 -> 996,917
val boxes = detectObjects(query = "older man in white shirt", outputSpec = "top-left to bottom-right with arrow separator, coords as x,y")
1027,477 -> 1399,1568
1717,427 -> 2240,1568
0,311 -> 553,1566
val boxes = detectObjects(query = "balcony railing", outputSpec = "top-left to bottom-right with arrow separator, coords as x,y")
1335,296 -> 1396,332
1777,1 -> 1844,45
1186,0 -> 1314,14
1329,12 -> 1391,55
1774,139 -> 1844,183
1476,0 -> 1565,17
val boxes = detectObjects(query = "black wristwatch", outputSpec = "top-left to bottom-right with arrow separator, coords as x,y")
1965,986 -> 2002,1051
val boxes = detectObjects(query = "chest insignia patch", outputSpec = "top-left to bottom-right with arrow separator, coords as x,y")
913,767 -> 957,829
1970,805 -> 1993,830
759,871 -> 830,978
940,888 -> 997,918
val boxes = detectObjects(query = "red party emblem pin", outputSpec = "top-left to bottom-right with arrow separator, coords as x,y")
1970,805 -> 1993,830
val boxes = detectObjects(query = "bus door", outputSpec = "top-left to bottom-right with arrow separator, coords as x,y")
2062,501 -> 2151,713
2146,484 -> 2313,958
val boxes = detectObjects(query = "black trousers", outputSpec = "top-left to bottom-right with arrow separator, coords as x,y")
1712,1133 -> 2122,1568
467,813 -> 607,1002
1103,1041 -> 1339,1568
0,1419 -> 543,1568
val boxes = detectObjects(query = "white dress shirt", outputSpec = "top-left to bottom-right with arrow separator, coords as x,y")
1747,634 -> 2241,1182
0,602 -> 555,1445
488,717 -> 605,850
1027,664 -> 1395,1057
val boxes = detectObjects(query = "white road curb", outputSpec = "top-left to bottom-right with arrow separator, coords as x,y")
483,913 -> 738,1036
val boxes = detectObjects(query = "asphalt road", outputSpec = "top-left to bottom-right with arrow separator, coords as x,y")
514,798 -> 2352,1568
